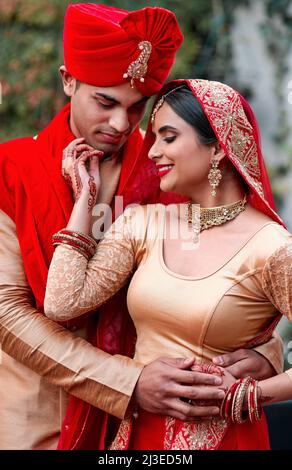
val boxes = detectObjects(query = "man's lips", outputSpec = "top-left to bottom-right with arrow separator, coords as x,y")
99,132 -> 124,144
156,164 -> 174,178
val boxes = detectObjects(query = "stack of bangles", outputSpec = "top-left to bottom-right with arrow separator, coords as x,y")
220,377 -> 262,423
52,229 -> 98,261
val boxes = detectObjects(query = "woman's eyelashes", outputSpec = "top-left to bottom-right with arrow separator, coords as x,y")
164,135 -> 176,143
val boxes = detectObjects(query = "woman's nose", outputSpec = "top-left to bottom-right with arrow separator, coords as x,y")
148,142 -> 162,160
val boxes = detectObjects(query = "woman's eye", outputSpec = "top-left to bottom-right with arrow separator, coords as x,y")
164,136 -> 176,143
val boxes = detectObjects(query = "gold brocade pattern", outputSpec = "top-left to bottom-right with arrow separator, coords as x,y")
187,79 -> 281,224
109,415 -> 228,450
262,241 -> 292,319
164,417 -> 228,450
109,417 -> 133,450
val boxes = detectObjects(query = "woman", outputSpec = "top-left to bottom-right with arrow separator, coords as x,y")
44,79 -> 292,450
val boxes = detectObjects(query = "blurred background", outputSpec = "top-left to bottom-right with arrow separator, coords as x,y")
0,0 -> 292,366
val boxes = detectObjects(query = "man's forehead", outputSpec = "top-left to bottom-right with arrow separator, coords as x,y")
89,82 -> 147,105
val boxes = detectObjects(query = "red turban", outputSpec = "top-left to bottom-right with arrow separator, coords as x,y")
63,3 -> 183,96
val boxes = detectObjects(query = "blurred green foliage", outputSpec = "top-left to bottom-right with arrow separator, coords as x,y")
0,0 -> 239,141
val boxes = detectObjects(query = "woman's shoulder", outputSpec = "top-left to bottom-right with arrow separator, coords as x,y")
242,207 -> 291,260
224,205 -> 290,265
122,203 -> 166,240
124,203 -> 166,221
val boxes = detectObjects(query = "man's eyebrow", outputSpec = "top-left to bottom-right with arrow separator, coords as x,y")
94,93 -> 149,106
94,93 -> 120,104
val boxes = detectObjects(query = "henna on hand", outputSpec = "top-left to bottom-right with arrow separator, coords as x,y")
191,362 -> 224,376
62,139 -> 100,200
73,158 -> 84,201
88,175 -> 97,211
257,386 -> 273,405
63,172 -> 74,189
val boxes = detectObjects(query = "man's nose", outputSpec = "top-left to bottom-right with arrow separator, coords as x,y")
108,110 -> 130,134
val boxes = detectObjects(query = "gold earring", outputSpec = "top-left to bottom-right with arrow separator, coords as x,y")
208,159 -> 222,197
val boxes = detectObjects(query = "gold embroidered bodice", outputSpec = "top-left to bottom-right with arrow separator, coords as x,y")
45,205 -> 292,367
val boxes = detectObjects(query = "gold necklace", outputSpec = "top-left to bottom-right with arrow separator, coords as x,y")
186,195 -> 247,243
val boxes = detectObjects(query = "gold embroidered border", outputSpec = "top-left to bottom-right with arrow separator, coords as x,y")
108,417 -> 132,450
164,416 -> 228,450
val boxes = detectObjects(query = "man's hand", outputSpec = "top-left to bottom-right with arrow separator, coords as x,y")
213,349 -> 276,380
134,357 -> 225,421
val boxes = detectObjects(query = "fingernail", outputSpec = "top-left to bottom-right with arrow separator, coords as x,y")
214,377 -> 222,385
213,356 -> 224,365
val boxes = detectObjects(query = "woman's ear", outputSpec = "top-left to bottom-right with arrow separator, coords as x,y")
213,142 -> 226,163
59,65 -> 78,97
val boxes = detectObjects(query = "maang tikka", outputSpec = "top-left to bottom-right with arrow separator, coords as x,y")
208,159 -> 222,197
151,85 -> 186,123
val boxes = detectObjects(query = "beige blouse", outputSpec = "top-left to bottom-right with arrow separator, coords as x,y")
45,204 -> 292,373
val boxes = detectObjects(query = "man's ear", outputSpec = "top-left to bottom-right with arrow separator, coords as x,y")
59,65 -> 77,97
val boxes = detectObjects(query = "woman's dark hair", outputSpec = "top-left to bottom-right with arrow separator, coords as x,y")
164,84 -> 217,146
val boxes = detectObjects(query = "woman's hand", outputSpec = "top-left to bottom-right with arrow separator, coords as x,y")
62,137 -> 103,207
188,362 -> 236,409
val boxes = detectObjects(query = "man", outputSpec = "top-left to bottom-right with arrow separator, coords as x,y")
0,3 -> 283,450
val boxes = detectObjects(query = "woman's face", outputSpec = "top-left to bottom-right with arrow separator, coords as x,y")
149,101 -> 215,196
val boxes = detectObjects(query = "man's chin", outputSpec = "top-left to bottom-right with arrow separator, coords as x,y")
87,138 -> 125,155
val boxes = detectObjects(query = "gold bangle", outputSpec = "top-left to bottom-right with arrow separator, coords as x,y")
232,377 -> 251,424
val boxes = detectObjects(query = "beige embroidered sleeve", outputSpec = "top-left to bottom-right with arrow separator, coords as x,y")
262,241 -> 292,320
253,331 -> 283,375
45,209 -> 137,322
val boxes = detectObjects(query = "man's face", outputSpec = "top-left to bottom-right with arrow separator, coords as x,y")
69,81 -> 148,155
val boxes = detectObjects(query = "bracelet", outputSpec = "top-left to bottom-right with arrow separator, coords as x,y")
52,228 -> 97,260
231,377 -> 251,423
53,229 -> 98,249
53,233 -> 96,256
253,381 -> 262,421
220,376 -> 262,424
220,379 -> 240,419
53,240 -> 92,261
58,229 -> 98,249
